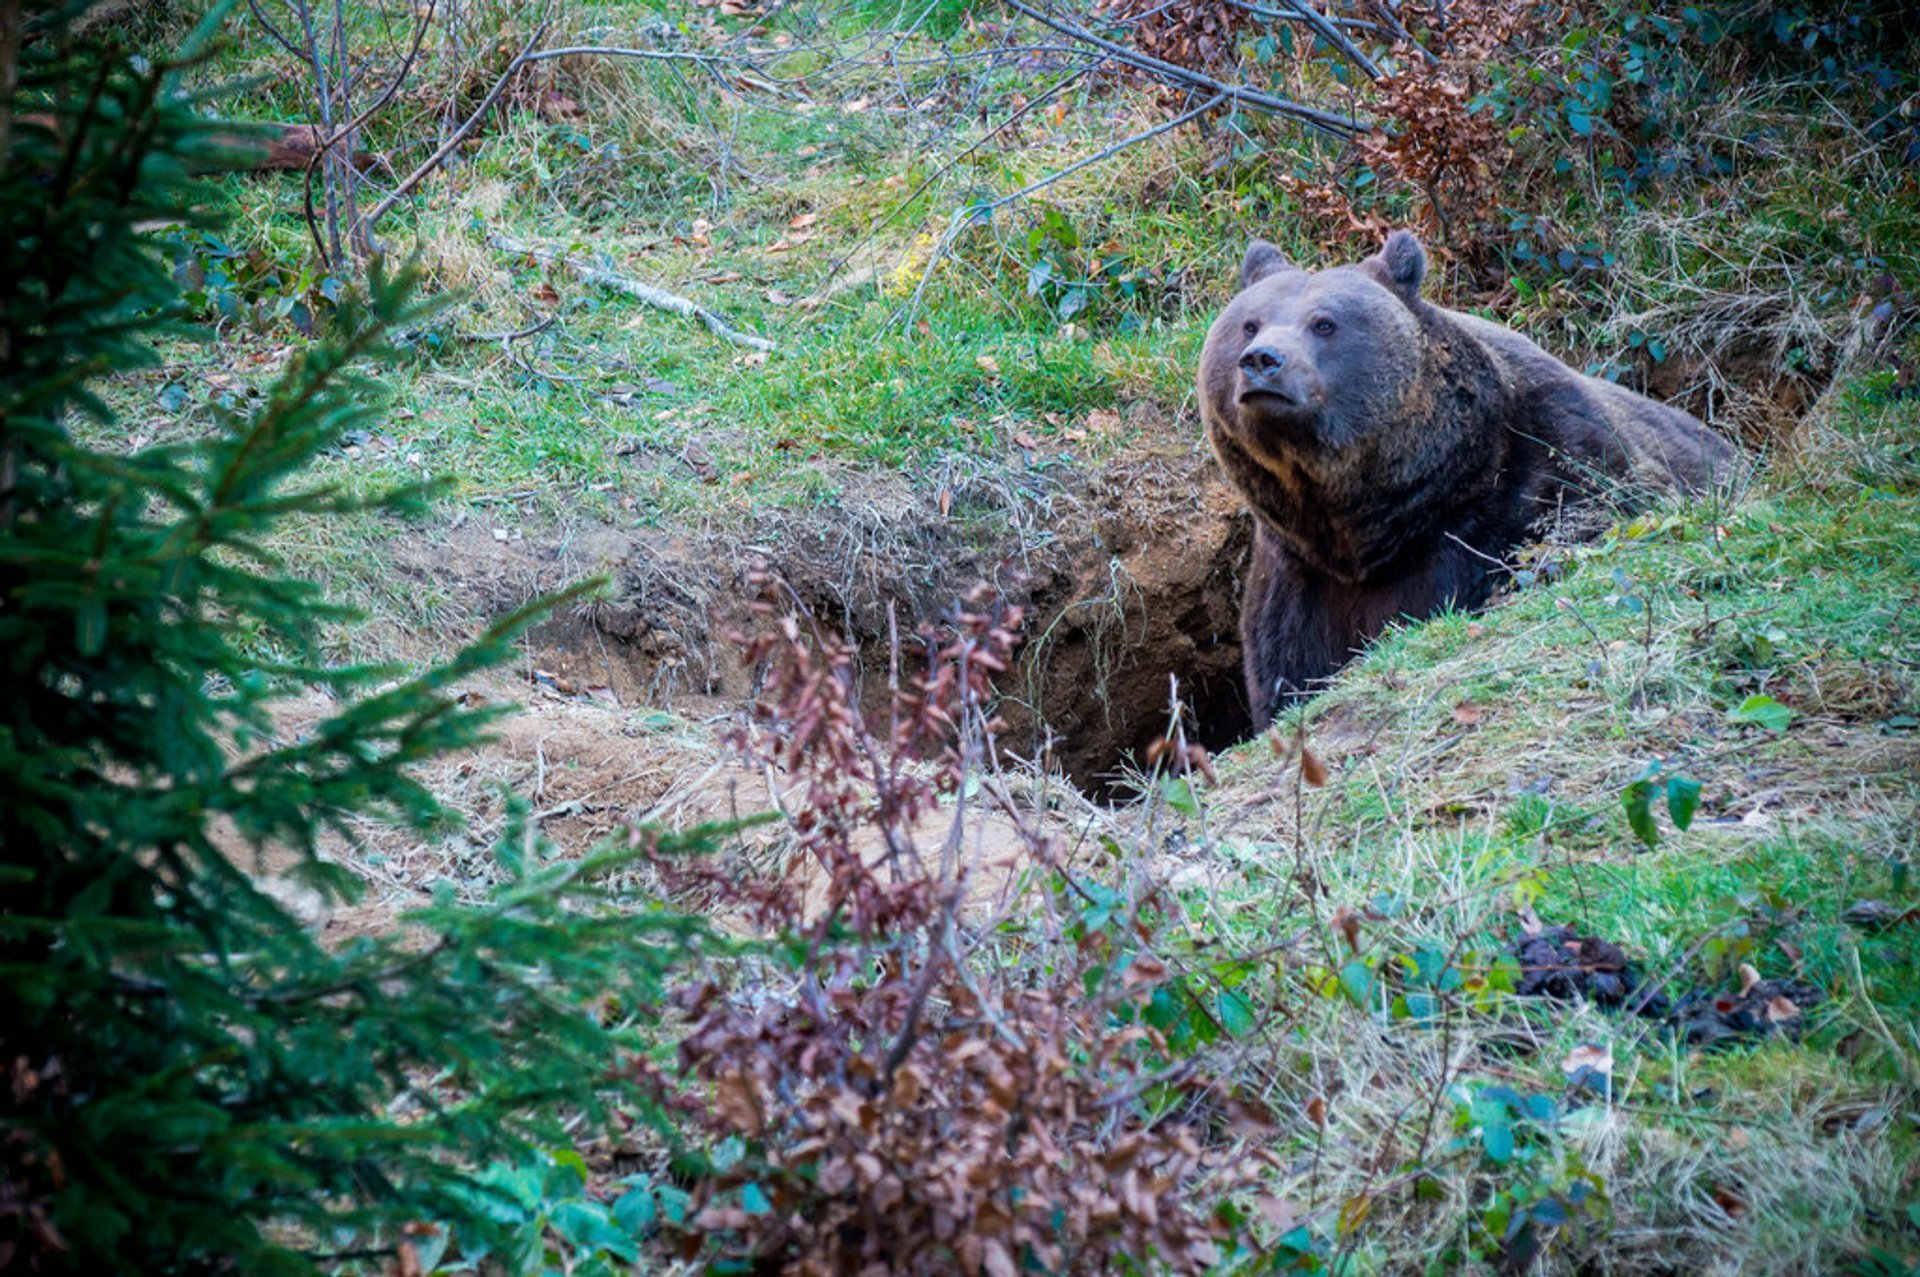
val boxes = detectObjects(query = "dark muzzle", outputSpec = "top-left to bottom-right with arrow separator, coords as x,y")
1238,345 -> 1309,405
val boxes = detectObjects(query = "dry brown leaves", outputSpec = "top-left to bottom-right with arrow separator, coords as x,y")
633,580 -> 1269,1273
1097,0 -> 1250,76
1278,0 -> 1545,261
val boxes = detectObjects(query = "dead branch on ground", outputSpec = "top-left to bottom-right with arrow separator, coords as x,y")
487,232 -> 776,354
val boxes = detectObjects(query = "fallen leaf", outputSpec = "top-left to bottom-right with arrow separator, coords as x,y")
1255,1195 -> 1303,1232
1012,430 -> 1040,449
844,96 -> 870,113
1737,963 -> 1762,996
529,281 -> 560,305
1063,428 -> 1087,443
703,270 -> 743,284
937,488 -> 951,516
764,288 -> 793,305
1452,702 -> 1483,726
713,1070 -> 764,1133
1561,1043 -> 1613,1077
1711,1184 -> 1748,1218
1300,745 -> 1329,787
1764,995 -> 1800,1023
788,212 -> 819,230
1304,1095 -> 1327,1128
1330,904 -> 1361,953
1843,899 -> 1918,930
1085,407 -> 1122,432
975,354 -> 1001,376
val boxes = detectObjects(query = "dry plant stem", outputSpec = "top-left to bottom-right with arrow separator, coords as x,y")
1006,0 -> 1365,137
487,232 -> 776,353
289,0 -> 342,263
362,22 -> 550,234
299,0 -> 436,266
1849,945 -> 1919,1088
328,0 -> 368,257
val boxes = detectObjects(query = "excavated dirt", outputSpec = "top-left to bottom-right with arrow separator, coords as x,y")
391,438 -> 1257,796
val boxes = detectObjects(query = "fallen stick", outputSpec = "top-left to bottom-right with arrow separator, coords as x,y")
487,232 -> 776,354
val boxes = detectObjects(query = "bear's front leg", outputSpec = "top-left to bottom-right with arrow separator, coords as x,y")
1239,529 -> 1349,731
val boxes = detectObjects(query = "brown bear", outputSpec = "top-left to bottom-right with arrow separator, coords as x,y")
1200,230 -> 1737,729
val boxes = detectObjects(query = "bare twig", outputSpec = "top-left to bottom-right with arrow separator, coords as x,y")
487,232 -> 776,353
362,22 -> 550,233
457,313 -> 557,344
1226,0 -> 1385,77
976,91 -> 1226,214
300,0 -> 436,266
897,91 -> 1225,324
1006,0 -> 1365,137
521,43 -> 753,67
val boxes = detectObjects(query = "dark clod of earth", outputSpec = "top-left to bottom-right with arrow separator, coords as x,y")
1512,925 -> 1823,1047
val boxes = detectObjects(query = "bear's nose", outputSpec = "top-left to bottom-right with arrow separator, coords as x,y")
1239,345 -> 1287,376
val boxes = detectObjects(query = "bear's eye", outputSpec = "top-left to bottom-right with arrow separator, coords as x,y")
1242,319 -> 1260,339
1311,317 -> 1338,337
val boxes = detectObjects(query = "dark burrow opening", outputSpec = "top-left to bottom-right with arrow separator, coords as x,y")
540,455 -> 1262,803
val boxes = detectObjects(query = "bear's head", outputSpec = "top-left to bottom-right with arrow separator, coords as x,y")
1200,231 -> 1430,467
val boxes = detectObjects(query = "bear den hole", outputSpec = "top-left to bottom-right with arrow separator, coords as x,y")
540,488 -> 1257,803
753,508 -> 1255,802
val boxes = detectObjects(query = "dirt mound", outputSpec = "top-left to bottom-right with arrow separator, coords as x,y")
418,441 -> 1257,795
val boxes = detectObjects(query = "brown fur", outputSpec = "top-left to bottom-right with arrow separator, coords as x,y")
1201,231 -> 1737,728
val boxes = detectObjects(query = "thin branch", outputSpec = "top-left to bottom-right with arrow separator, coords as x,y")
457,313 -> 557,344
896,91 -> 1225,325
821,63 -> 1092,291
245,0 -> 304,57
977,91 -> 1226,215
1227,0 -> 1385,77
301,0 -> 436,265
362,21 -> 549,233
521,43 -> 753,67
1006,0 -> 1365,137
487,232 -> 776,354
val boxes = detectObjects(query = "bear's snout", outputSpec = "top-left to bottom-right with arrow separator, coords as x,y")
1236,343 -> 1321,411
1239,344 -> 1288,376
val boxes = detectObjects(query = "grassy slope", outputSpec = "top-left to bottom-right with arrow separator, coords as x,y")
1190,378 -> 1919,1273
106,3 -> 1920,1271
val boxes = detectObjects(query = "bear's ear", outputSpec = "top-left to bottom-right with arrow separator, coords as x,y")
1370,230 -> 1427,298
1240,240 -> 1291,290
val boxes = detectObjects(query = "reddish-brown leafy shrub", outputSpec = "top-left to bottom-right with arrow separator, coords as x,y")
1278,0 -> 1531,265
1096,0 -> 1251,77
634,580 -> 1270,1275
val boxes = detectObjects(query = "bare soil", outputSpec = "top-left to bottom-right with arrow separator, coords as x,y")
252,436 -> 1258,929
385,436 -> 1257,795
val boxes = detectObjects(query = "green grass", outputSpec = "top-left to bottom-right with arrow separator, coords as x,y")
1174,369 -> 1920,1273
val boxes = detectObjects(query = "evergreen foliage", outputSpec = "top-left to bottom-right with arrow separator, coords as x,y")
0,8 -> 705,1270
